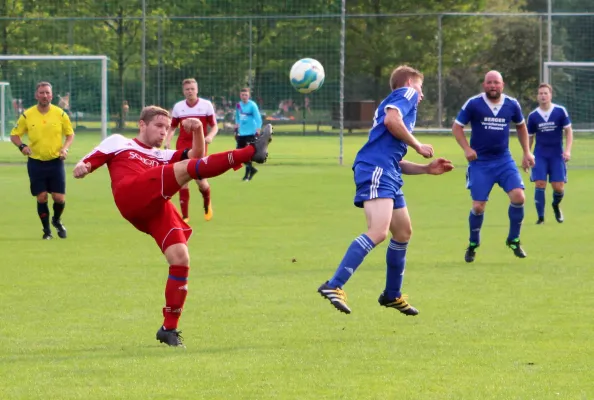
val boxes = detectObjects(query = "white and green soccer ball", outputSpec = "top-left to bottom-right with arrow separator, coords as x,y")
289,58 -> 325,94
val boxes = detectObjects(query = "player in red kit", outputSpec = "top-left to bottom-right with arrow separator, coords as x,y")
164,78 -> 218,222
74,106 -> 273,347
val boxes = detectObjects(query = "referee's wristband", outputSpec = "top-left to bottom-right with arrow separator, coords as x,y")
18,143 -> 28,151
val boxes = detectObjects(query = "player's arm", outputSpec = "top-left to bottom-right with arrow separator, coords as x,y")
60,112 -> 75,160
73,136 -> 117,178
183,118 -> 205,159
452,102 -> 477,161
563,125 -> 573,161
515,119 -> 535,171
254,102 -> 263,135
384,108 -> 432,158
399,158 -> 454,175
204,102 -> 219,143
10,114 -> 32,156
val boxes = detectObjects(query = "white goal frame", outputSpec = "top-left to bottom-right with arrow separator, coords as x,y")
0,82 -> 10,141
0,55 -> 109,139
543,61 -> 594,132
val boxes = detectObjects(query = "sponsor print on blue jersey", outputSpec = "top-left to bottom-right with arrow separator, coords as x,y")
455,93 -> 524,161
527,104 -> 571,158
353,87 -> 419,172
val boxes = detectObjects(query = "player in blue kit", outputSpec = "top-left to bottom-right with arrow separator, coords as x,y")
527,83 -> 573,224
452,70 -> 535,262
317,65 -> 454,315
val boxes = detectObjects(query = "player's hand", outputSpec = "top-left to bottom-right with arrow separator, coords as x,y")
415,143 -> 434,159
73,161 -> 91,179
205,135 -> 213,144
464,147 -> 477,162
522,152 -> 535,172
21,146 -> 32,156
562,150 -> 571,162
427,158 -> 454,175
182,118 -> 202,132
59,149 -> 68,160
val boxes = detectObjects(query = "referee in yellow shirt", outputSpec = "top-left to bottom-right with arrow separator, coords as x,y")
10,81 -> 75,240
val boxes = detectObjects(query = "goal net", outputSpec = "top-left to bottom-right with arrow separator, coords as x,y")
0,82 -> 17,141
543,62 -> 594,132
0,55 -> 109,139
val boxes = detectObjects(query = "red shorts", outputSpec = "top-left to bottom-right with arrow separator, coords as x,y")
176,139 -> 208,155
113,164 -> 192,252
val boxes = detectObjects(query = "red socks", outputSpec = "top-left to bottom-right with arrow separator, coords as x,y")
187,146 -> 256,180
162,265 -> 189,330
200,186 -> 211,210
179,188 -> 190,219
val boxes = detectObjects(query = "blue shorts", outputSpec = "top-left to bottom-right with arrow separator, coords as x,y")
466,157 -> 524,201
530,155 -> 567,183
353,162 -> 406,209
27,157 -> 66,196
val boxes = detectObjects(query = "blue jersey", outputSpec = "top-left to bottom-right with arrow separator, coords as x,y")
455,93 -> 524,161
235,100 -> 262,136
527,104 -> 571,158
353,87 -> 419,174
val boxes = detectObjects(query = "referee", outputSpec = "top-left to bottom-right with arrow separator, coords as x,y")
10,81 -> 75,239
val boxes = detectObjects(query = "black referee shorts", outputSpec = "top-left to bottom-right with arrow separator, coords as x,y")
27,157 -> 66,196
236,134 -> 257,149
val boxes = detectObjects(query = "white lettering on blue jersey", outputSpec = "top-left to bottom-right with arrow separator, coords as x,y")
455,93 -> 524,161
354,87 -> 418,175
527,104 -> 571,157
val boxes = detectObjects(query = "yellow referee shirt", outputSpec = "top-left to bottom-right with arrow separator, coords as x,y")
10,105 -> 74,161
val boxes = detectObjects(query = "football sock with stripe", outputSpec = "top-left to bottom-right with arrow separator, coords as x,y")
328,234 -> 376,288
535,188 -> 545,219
552,190 -> 564,206
186,147 -> 255,180
508,202 -> 524,241
37,201 -> 51,232
385,239 -> 408,299
469,209 -> 484,245
162,265 -> 190,330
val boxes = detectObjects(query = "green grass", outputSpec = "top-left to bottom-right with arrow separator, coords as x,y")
0,135 -> 593,399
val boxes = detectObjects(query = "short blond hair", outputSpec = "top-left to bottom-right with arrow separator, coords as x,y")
139,105 -> 170,124
182,78 -> 197,86
389,65 -> 424,90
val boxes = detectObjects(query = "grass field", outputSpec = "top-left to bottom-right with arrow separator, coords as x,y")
0,134 -> 593,399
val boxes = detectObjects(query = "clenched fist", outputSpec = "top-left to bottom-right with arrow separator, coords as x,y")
182,118 -> 203,132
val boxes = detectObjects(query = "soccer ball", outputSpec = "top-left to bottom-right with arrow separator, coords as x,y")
289,58 -> 325,94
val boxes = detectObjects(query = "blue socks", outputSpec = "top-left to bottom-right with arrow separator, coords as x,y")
508,203 -> 524,241
553,191 -> 564,207
328,234 -> 375,288
535,188 -> 545,218
385,240 -> 408,299
469,209 -> 484,245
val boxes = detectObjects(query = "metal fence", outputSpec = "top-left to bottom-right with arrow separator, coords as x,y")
1,11 -> 593,131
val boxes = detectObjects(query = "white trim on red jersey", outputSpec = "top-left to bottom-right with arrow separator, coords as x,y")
81,134 -> 183,188
170,98 -> 217,141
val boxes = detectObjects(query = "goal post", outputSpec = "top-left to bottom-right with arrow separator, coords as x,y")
0,55 -> 109,139
543,61 -> 594,132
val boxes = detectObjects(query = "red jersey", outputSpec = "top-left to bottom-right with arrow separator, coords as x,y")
171,98 -> 216,144
81,134 -> 184,194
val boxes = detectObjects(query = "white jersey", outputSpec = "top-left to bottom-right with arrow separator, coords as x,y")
171,98 -> 216,143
